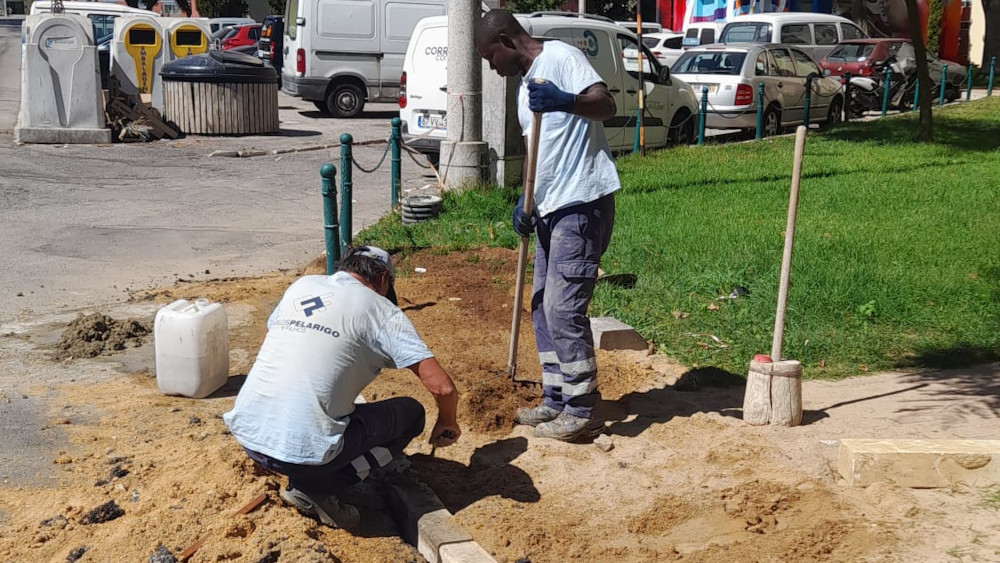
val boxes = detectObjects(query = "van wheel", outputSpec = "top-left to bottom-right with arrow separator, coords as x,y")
326,83 -> 365,118
668,110 -> 694,145
763,106 -> 781,137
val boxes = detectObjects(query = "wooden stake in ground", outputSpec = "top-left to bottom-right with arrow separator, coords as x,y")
507,88 -> 544,383
743,126 -> 806,427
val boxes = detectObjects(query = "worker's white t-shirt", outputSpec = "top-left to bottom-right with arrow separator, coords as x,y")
517,39 -> 621,218
223,271 -> 433,465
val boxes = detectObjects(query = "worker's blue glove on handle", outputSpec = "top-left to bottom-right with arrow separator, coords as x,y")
512,194 -> 535,238
528,80 -> 575,113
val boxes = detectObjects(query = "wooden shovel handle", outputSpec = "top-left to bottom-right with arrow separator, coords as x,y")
771,126 -> 807,361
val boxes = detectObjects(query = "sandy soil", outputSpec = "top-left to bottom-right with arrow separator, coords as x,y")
1,247 -> 999,563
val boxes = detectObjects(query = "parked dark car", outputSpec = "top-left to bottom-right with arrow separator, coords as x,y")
258,15 -> 284,69
819,38 -> 965,101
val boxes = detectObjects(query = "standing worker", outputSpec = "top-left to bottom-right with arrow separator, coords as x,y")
223,246 -> 461,530
475,10 -> 620,442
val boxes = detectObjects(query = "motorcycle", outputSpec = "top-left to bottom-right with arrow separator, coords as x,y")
844,57 -> 910,116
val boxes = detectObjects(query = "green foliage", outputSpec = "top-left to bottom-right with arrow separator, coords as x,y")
586,0 -> 636,21
197,0 -> 248,18
504,0 -> 564,13
267,0 -> 284,16
927,0 -> 943,55
356,98 -> 1000,379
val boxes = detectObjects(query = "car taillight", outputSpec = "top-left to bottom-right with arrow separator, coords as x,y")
269,41 -> 275,61
652,50 -> 663,56
296,48 -> 305,75
399,71 -> 407,108
734,83 -> 753,106
860,62 -> 873,76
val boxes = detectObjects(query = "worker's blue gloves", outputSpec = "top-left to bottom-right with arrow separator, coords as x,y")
512,194 -> 535,238
528,80 -> 575,113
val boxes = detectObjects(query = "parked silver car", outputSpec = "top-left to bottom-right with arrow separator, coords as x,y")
672,43 -> 845,136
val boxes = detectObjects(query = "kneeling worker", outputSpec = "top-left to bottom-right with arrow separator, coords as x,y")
223,245 -> 461,530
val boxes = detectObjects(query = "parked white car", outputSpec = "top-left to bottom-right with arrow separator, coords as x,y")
642,32 -> 684,68
400,13 -> 699,161
671,43 -> 844,136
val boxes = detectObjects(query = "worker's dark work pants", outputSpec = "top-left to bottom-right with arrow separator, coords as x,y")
532,193 -> 615,419
244,397 -> 424,496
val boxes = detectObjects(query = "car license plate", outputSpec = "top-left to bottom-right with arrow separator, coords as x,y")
691,83 -> 718,94
417,114 -> 446,131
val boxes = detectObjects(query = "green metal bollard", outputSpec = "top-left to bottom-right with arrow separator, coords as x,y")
320,163 -> 341,274
697,86 -> 707,146
967,65 -> 973,102
390,117 -> 401,210
912,78 -> 919,112
339,133 -> 353,255
881,68 -> 892,117
938,64 -> 947,106
803,76 -> 812,129
843,72 -> 852,123
632,108 -> 641,153
755,82 -> 764,140
989,57 -> 996,96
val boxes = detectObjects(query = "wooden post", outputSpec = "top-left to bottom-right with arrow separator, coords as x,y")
744,125 -> 806,427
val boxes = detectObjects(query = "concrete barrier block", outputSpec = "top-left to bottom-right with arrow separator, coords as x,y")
385,473 -> 496,563
838,439 -> 1000,488
590,317 -> 647,351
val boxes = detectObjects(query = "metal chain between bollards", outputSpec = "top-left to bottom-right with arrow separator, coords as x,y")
350,142 -> 391,174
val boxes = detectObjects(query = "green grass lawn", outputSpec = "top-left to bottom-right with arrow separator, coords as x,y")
359,98 -> 1000,379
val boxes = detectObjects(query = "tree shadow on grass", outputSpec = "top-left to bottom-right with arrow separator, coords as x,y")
604,366 -> 829,437
822,112 -> 1000,152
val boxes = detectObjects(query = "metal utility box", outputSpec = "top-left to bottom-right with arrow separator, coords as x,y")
161,50 -> 279,135
160,17 -> 210,62
15,13 -> 111,144
110,15 -> 165,109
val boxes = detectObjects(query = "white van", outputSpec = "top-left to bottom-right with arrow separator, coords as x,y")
681,21 -> 723,49
720,13 -> 866,60
30,1 -> 158,38
281,0 -> 447,117
400,13 -> 699,161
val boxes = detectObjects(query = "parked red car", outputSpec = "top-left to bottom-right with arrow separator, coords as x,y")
219,24 -> 261,51
818,38 -> 908,77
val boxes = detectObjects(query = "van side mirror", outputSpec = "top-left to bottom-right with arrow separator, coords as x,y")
658,66 -> 671,85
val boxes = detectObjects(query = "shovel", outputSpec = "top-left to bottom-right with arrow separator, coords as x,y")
506,80 -> 545,386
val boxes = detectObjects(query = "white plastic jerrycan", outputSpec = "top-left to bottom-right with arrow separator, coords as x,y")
154,298 -> 229,398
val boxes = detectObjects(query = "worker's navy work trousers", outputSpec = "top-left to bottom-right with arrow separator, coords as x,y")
532,192 -> 615,419
244,397 -> 424,496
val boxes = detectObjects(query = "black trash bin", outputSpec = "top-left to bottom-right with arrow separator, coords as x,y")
160,50 -> 278,135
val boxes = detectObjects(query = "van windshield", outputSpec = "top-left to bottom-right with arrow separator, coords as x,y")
720,22 -> 771,43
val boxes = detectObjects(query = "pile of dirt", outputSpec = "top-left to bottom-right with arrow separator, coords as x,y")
3,247 -> 998,562
53,313 -> 152,360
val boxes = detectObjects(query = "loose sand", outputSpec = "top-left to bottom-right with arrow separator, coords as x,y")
1,247 -> 998,563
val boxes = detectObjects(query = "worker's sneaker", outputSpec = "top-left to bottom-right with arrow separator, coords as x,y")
280,485 -> 361,530
534,411 -> 605,442
514,404 -> 562,427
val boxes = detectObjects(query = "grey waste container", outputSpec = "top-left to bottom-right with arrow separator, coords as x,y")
160,50 -> 278,135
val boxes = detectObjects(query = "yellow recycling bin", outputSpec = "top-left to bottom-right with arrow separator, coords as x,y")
110,15 -> 165,110
161,17 -> 210,61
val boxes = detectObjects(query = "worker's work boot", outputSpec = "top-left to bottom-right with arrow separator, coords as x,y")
281,485 -> 361,530
534,411 -> 605,442
514,404 -> 562,427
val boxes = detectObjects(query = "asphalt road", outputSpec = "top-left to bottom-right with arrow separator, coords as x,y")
0,24 -> 442,326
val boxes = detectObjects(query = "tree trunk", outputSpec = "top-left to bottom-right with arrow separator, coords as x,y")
984,0 -> 1000,70
904,0 -> 933,141
852,0 -> 869,35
